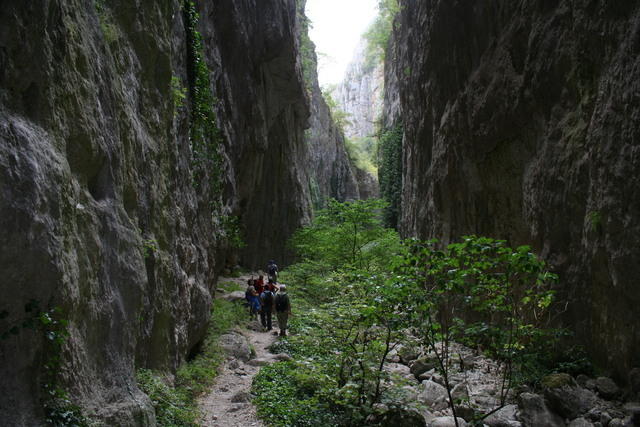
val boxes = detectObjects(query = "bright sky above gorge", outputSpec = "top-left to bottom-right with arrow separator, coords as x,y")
305,0 -> 379,87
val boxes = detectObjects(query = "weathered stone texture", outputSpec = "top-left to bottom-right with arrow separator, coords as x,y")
0,0 -> 313,424
386,0 -> 640,379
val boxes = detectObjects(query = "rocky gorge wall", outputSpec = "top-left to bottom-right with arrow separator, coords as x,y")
298,10 -> 360,207
0,0 -> 312,424
335,40 -> 385,141
385,1 -> 640,380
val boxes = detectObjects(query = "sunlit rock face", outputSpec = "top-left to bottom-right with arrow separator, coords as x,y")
336,40 -> 385,141
386,1 -> 640,379
334,39 -> 383,199
0,0 -> 312,423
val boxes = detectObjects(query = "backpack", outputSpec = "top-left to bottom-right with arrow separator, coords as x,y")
261,290 -> 274,307
268,263 -> 278,275
275,293 -> 289,312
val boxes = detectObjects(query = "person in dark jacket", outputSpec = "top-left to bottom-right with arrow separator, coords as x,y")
274,285 -> 291,337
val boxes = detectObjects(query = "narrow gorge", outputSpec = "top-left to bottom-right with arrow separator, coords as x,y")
0,0 -> 638,426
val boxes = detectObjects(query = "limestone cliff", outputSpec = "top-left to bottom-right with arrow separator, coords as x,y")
0,0 -> 311,424
385,1 -> 640,379
335,40 -> 384,141
298,0 -> 360,208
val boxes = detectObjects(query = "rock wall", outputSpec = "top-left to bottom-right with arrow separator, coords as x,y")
386,1 -> 640,380
202,0 -> 312,268
0,0 -> 312,424
335,40 -> 385,140
298,0 -> 360,208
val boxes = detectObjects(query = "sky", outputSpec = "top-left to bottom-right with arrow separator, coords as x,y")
305,0 -> 378,88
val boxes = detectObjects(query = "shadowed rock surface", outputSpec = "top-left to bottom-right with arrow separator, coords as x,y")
384,0 -> 640,380
0,0 -> 314,424
297,0 -> 361,208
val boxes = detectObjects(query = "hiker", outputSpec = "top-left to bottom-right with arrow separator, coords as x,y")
260,286 -> 275,331
245,279 -> 260,320
254,275 -> 265,294
265,278 -> 278,293
267,260 -> 278,282
275,284 -> 291,337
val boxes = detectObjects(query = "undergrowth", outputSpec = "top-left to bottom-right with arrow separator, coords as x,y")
137,298 -> 245,426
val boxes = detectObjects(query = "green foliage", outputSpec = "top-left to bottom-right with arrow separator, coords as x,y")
143,237 -> 159,259
220,215 -> 246,249
254,200 -> 407,425
362,0 -> 400,71
345,137 -> 377,175
184,1 -> 223,195
137,299 -> 245,426
296,2 -> 316,94
94,0 -> 118,44
137,370 -> 198,426
397,236 -> 558,422
253,362 -> 340,426
171,75 -> 187,111
290,199 -> 401,271
587,210 -> 602,231
377,125 -> 403,229
321,86 -> 352,133
40,308 -> 88,426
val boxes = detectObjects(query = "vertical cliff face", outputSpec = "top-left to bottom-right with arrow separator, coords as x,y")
201,0 -> 312,268
297,0 -> 360,208
335,41 -> 385,140
0,0 -> 312,424
386,1 -> 640,378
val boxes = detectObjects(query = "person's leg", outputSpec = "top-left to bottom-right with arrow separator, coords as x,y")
260,309 -> 266,328
279,313 -> 288,336
276,312 -> 286,336
266,309 -> 272,330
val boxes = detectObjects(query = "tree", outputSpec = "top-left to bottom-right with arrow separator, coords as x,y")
397,236 -> 557,425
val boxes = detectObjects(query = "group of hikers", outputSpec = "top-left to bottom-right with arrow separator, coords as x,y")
245,260 -> 292,337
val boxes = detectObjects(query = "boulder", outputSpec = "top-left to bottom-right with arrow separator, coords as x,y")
542,374 -> 598,419
218,333 -> 251,362
220,291 -> 247,303
429,416 -> 467,426
595,376 -> 620,400
247,358 -> 270,366
411,355 -> 440,377
399,345 -> 421,364
386,362 -> 418,383
518,392 -> 564,427
274,353 -> 292,361
484,404 -> 522,427
568,417 -> 594,427
623,402 -> 640,425
372,407 -> 427,427
419,380 -> 449,411
231,391 -> 251,403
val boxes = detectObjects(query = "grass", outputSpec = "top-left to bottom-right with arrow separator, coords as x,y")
137,298 -> 246,426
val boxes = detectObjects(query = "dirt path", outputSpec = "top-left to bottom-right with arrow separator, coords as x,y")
199,277 -> 281,427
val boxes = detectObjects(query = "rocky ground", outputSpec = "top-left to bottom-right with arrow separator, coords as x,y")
201,275 -> 640,427
377,342 -> 640,427
198,275 -> 290,427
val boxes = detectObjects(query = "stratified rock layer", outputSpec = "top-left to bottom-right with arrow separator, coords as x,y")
0,0 -> 312,424
386,1 -> 640,379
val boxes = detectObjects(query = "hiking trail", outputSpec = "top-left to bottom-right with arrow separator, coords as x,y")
198,275 -> 283,427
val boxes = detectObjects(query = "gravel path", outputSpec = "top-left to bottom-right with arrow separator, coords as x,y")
199,277 -> 281,427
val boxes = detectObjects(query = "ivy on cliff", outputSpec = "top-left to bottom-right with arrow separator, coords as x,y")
363,0 -> 400,71
377,125 -> 403,229
184,1 -> 222,197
